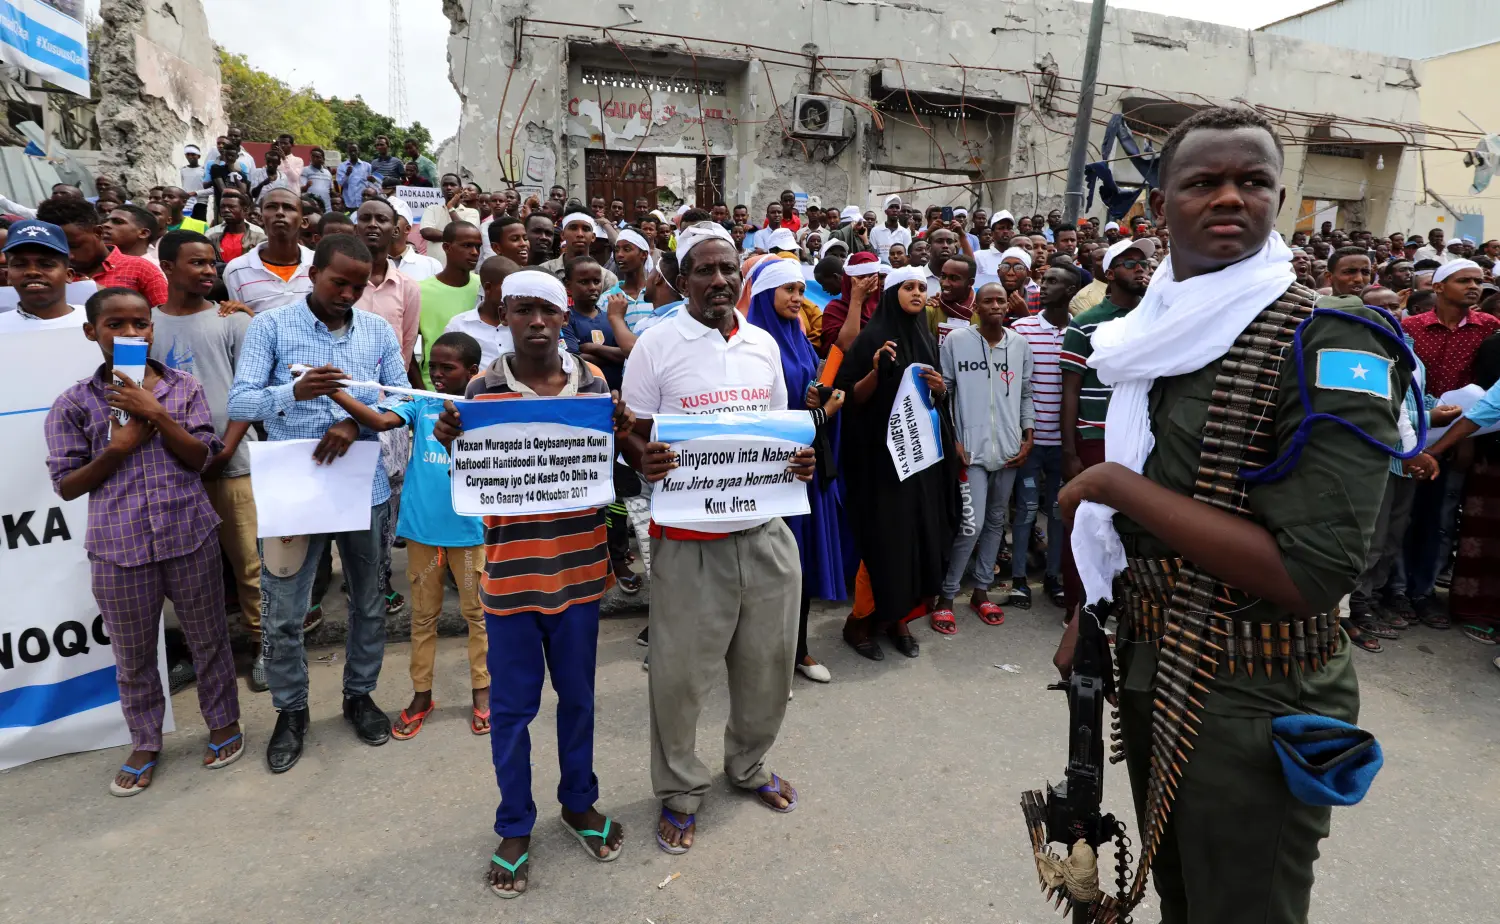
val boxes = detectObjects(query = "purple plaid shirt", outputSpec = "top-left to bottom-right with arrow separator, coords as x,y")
45,361 -> 223,567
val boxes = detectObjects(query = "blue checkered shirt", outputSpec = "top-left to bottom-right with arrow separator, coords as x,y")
227,297 -> 409,505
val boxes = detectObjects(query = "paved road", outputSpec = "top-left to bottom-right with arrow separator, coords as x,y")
4,558 -> 1499,923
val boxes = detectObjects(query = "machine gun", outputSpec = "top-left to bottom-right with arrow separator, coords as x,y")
1020,604 -> 1132,924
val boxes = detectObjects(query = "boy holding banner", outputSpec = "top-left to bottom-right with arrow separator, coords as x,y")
45,287 -> 243,795
322,331 -> 492,739
432,269 -> 633,898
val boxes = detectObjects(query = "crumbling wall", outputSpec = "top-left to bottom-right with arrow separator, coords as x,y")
95,0 -> 224,198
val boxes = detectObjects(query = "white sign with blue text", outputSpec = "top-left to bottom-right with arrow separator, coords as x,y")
0,327 -> 172,771
449,394 -> 616,516
887,363 -> 944,481
0,0 -> 89,98
651,411 -> 815,525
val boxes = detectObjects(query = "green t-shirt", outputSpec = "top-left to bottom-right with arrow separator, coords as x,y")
1059,298 -> 1129,440
417,274 -> 481,389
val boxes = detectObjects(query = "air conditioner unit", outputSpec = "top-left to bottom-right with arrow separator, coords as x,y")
792,95 -> 846,139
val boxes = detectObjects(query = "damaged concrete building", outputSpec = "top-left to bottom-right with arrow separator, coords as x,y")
441,0 -> 1435,234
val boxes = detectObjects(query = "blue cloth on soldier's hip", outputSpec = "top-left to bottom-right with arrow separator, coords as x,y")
1270,713 -> 1383,807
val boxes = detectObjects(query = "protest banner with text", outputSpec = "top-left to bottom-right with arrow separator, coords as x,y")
0,327 -> 172,771
395,184 -> 445,216
450,394 -> 616,516
887,363 -> 944,481
651,411 -> 815,525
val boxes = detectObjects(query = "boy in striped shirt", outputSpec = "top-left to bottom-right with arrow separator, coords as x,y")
1008,263 -> 1080,608
432,270 -> 634,899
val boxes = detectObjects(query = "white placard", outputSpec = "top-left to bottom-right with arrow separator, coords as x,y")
0,327 -> 172,771
449,394 -> 616,516
887,363 -> 944,481
651,411 -> 815,525
248,439 -> 379,537
395,185 -> 445,216
1424,384 -> 1500,447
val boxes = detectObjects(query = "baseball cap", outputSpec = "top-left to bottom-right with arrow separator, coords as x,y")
2,219 -> 70,256
1102,236 -> 1156,272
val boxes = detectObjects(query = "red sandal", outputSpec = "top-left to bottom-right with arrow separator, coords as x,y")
471,706 -> 492,736
974,602 -> 1005,626
929,609 -> 957,635
392,701 -> 436,740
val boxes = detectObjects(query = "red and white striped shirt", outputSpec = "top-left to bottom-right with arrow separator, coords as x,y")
1010,312 -> 1067,445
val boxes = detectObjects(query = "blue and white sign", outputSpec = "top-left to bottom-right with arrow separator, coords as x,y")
0,0 -> 90,98
0,326 -> 172,771
651,410 -> 815,525
449,394 -> 616,516
887,363 -> 944,481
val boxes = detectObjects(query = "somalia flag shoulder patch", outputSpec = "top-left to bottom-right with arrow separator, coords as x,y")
1315,349 -> 1393,399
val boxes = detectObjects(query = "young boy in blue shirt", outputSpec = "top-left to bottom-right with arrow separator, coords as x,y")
329,331 -> 491,737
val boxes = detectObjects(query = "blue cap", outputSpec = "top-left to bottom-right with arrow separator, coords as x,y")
3,219 -> 70,256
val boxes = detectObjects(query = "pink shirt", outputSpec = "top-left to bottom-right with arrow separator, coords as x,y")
356,264 -> 422,362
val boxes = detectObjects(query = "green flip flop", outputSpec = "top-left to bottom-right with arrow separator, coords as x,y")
489,851 -> 529,899
561,815 -> 622,862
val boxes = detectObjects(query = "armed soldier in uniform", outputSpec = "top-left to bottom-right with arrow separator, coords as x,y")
1043,108 -> 1412,924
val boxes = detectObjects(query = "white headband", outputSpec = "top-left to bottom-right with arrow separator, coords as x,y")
953,207 -> 968,218
765,228 -> 798,252
750,258 -> 806,297
501,270 -> 568,310
1433,259 -> 1481,284
616,228 -> 650,253
844,261 -> 888,278
819,238 -> 849,259
560,212 -> 596,233
883,266 -> 927,291
1104,221 -> 1120,232
675,221 -> 735,261
999,246 -> 1032,271
990,210 -> 1014,227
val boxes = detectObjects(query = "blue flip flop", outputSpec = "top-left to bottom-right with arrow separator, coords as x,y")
757,773 -> 798,813
204,733 -> 244,770
656,807 -> 694,854
109,760 -> 156,797
489,851 -> 529,899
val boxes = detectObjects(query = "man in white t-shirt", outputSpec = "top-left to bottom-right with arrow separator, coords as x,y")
620,222 -> 813,854
868,194 -> 911,262
0,221 -> 87,332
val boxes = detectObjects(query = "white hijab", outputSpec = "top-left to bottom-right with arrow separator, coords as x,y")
1071,231 -> 1296,604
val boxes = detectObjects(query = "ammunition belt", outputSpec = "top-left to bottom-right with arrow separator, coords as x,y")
1118,283 -> 1320,917
1120,556 -> 1342,677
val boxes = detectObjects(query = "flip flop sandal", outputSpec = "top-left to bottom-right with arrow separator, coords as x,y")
929,609 -> 957,635
1355,618 -> 1398,640
302,605 -> 324,633
489,852 -> 529,899
383,591 -> 406,615
756,773 -> 798,813
1348,630 -> 1382,653
974,602 -> 1005,626
561,815 -> 623,862
109,760 -> 156,797
656,807 -> 695,855
616,573 -> 643,595
204,733 -> 244,769
391,701 -> 437,741
1423,612 -> 1452,630
470,707 -> 492,736
1462,624 -> 1498,645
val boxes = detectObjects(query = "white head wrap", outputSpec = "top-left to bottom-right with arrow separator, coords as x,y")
883,195 -> 902,210
616,228 -> 650,254
953,207 -> 969,218
1102,237 -> 1156,273
839,205 -> 862,224
560,212 -> 596,233
765,228 -> 798,253
999,246 -> 1033,271
501,270 -> 568,310
990,210 -> 1015,227
750,257 -> 806,297
844,261 -> 889,278
390,198 -> 413,224
1433,259 -> 1481,284
819,238 -> 849,260
882,265 -> 927,291
1104,221 -> 1121,232
674,221 -> 736,262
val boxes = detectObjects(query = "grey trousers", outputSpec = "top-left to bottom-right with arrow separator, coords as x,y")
648,519 -> 800,814
1352,472 -> 1416,605
942,464 -> 1019,598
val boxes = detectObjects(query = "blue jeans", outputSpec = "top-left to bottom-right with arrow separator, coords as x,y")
1013,445 -> 1063,582
487,601 -> 601,838
943,465 -> 1019,597
1402,460 -> 1465,600
259,501 -> 390,712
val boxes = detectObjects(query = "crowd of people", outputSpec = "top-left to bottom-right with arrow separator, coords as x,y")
4,109 -> 1499,907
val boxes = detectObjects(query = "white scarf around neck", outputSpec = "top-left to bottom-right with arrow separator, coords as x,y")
1071,231 -> 1296,604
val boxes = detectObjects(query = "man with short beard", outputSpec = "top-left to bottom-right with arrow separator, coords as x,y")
525,212 -> 555,266
923,227 -> 959,297
620,222 -> 816,855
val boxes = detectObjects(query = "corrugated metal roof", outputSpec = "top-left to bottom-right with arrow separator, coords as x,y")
0,147 -> 66,209
1259,0 -> 1500,60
